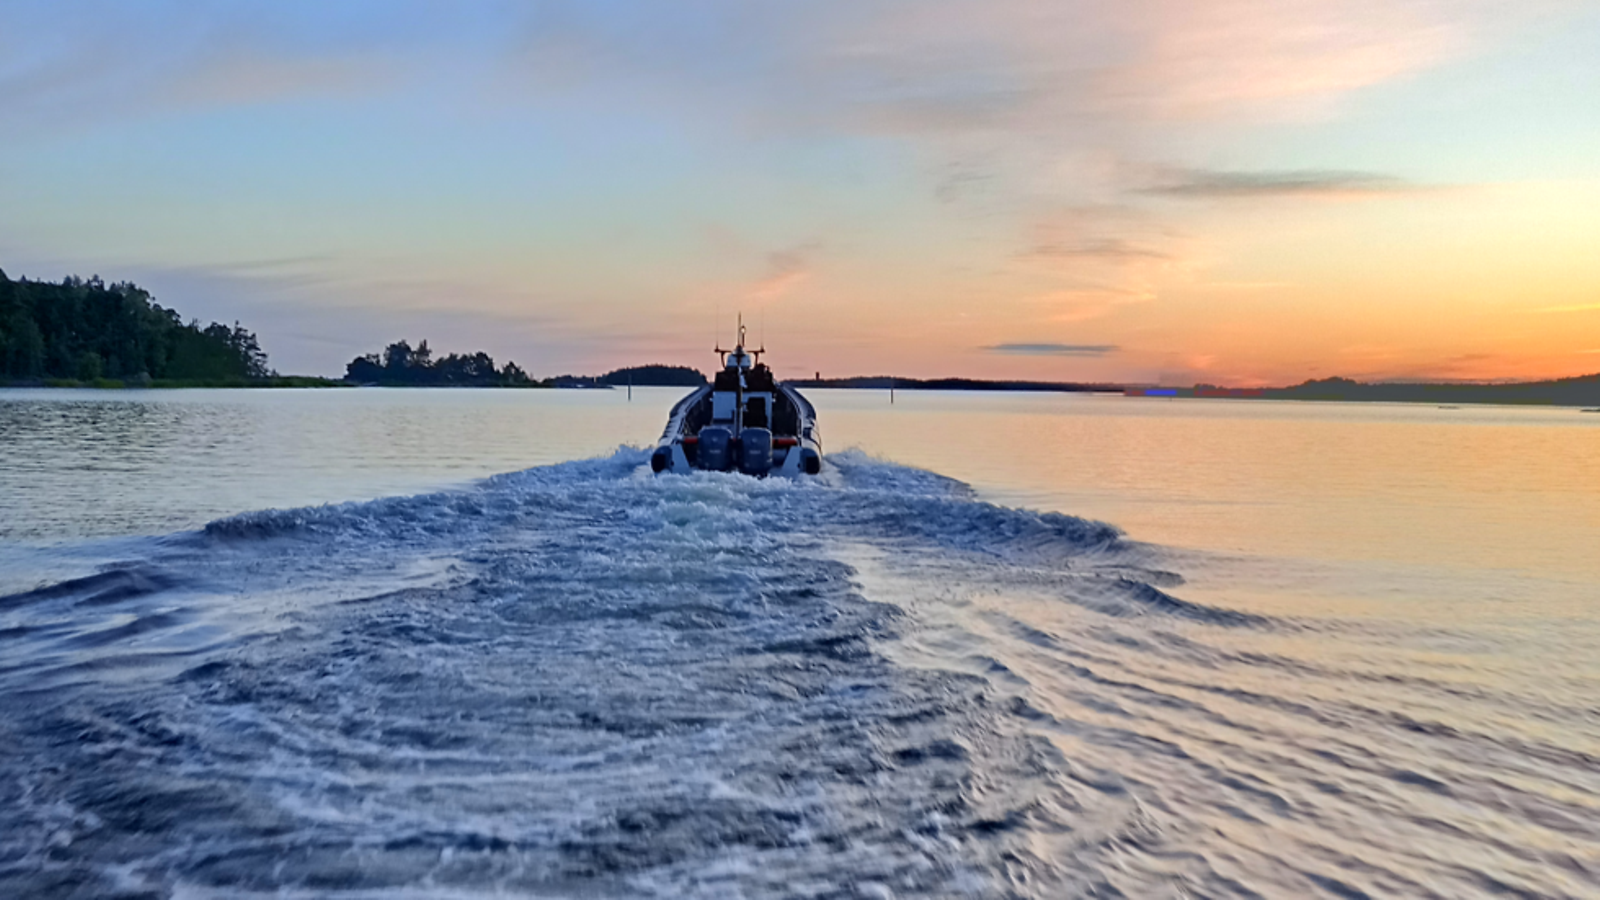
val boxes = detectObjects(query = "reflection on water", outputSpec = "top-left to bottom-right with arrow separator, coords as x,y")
1,386 -> 1597,897
0,387 -> 678,542
814,389 -> 1600,579
7,388 -> 1597,578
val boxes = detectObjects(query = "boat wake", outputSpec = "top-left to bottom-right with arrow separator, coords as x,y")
0,450 -> 1594,898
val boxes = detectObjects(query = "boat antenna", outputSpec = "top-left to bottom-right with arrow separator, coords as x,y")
734,312 -> 746,433
715,310 -> 735,366
737,310 -> 762,364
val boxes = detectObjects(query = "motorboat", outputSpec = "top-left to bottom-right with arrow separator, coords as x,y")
651,322 -> 821,476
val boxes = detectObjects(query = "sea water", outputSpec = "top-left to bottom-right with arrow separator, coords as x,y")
0,387 -> 1596,898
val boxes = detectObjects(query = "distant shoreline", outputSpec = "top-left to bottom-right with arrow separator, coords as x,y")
786,376 -> 1120,393
6,372 -> 1598,408
793,373 -> 1600,407
0,376 -> 350,390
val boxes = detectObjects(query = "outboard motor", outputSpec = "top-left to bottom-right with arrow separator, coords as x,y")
740,427 -> 773,476
800,447 -> 821,475
697,426 -> 733,471
651,446 -> 673,473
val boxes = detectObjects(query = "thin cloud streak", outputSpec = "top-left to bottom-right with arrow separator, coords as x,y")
985,343 -> 1118,356
748,245 -> 819,301
1536,303 -> 1600,313
1140,168 -> 1422,198
0,7 -> 408,132
1024,238 -> 1172,261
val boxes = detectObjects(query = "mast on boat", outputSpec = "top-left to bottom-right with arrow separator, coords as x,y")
714,314 -> 764,435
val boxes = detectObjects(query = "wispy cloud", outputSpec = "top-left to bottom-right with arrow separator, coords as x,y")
1027,284 -> 1160,324
485,0 -> 1496,157
0,5 -> 413,131
748,244 -> 819,301
160,254 -> 343,287
1085,0 -> 1464,120
1016,206 -> 1195,325
1140,168 -> 1420,199
1025,238 -> 1171,261
162,49 -> 395,109
1537,302 -> 1600,313
985,342 -> 1118,356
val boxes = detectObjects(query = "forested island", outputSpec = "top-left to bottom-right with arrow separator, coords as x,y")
0,266 -> 709,390
0,270 -> 706,390
344,340 -> 535,386
0,270 -> 315,386
343,341 -> 707,388
547,365 -> 707,389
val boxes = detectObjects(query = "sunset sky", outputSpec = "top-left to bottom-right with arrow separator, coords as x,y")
3,0 -> 1598,383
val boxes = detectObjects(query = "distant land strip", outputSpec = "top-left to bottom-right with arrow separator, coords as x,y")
786,376 -> 1120,393
1130,375 -> 1600,407
792,373 -> 1600,407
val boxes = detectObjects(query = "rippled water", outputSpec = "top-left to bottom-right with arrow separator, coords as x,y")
0,388 -> 1596,898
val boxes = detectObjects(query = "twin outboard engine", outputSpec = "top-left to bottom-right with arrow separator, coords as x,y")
740,427 -> 772,476
693,425 -> 774,475
697,426 -> 732,471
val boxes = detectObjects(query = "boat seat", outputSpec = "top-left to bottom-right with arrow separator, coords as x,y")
745,396 -> 769,429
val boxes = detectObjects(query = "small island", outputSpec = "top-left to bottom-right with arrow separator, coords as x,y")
344,340 -> 535,387
343,340 -> 708,389
548,365 -> 708,389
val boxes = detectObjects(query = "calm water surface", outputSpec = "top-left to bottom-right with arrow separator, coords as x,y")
0,386 -> 1596,898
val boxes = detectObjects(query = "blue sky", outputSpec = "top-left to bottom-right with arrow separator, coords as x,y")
3,0 -> 1598,381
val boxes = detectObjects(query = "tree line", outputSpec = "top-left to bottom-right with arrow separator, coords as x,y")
1,268 -> 713,389
346,342 -> 709,388
548,365 -> 708,388
1262,375 -> 1600,406
0,270 -> 270,383
344,340 -> 535,386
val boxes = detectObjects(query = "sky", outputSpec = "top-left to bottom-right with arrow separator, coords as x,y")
2,0 -> 1598,384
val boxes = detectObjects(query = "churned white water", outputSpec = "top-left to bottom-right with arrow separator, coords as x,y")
1,387 -> 1597,898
